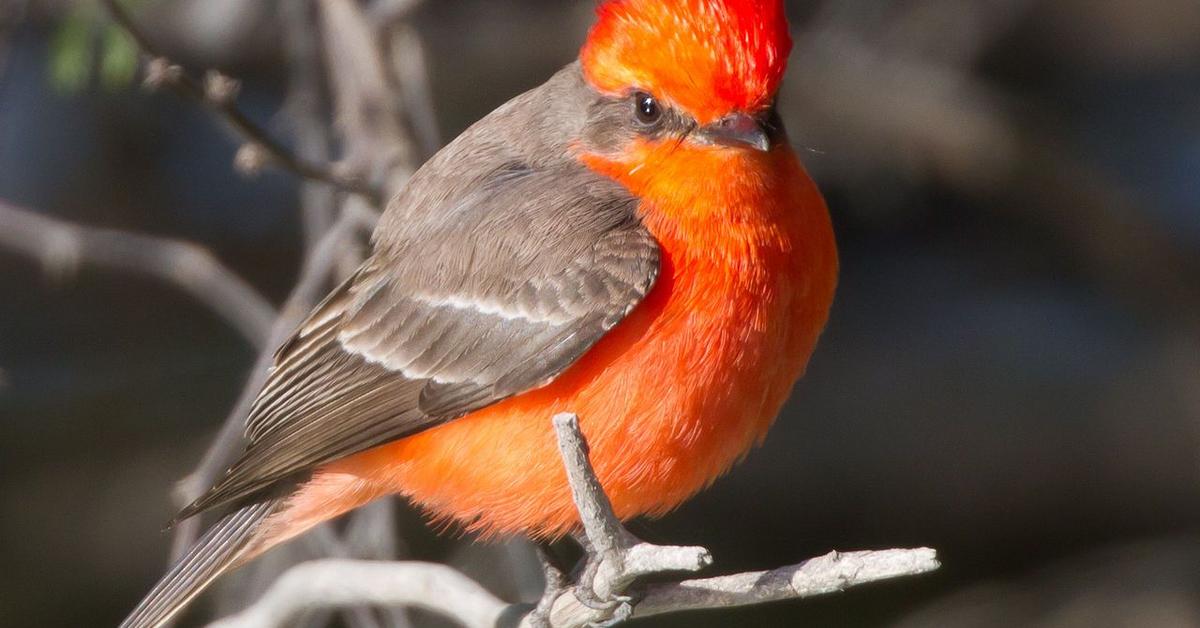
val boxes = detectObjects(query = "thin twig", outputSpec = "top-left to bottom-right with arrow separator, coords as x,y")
632,548 -> 941,619
99,0 -> 383,206
0,199 -> 275,347
552,414 -> 639,558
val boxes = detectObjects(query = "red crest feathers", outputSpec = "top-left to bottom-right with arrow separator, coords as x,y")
581,0 -> 792,124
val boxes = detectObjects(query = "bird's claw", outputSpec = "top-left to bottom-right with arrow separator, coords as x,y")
574,547 -> 637,625
575,586 -> 632,612
585,597 -> 633,627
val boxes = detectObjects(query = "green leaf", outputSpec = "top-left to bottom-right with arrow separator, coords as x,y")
48,0 -> 153,93
100,25 -> 138,90
49,7 -> 95,92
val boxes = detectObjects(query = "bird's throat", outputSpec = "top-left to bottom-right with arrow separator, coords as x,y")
577,140 -> 823,274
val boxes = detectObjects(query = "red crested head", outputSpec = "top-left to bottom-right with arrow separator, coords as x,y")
580,0 -> 792,125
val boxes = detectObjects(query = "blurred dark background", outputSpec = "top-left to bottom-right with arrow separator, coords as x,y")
2,0 -> 1199,626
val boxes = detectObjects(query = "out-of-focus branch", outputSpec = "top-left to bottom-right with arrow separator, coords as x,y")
169,203 -> 379,559
0,199 -> 275,347
178,0 -> 430,524
269,6 -> 417,628
878,0 -> 1038,66
787,0 -> 1200,326
294,500 -> 410,628
207,4 -> 435,626
207,561 -> 508,628
369,0 -> 425,29
371,0 -> 441,158
99,0 -> 383,206
210,414 -> 938,628
280,0 -> 339,252
318,0 -> 416,197
795,0 -> 1200,328
180,3 -> 436,625
384,21 -> 441,159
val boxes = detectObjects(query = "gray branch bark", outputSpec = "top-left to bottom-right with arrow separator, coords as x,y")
0,199 -> 276,347
99,0 -> 383,206
208,561 -> 508,628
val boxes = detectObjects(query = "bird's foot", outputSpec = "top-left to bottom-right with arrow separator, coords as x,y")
574,549 -> 634,615
530,416 -> 711,626
563,529 -> 644,626
570,528 -> 712,625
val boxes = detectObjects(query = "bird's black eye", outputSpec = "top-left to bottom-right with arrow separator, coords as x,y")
633,92 -> 662,125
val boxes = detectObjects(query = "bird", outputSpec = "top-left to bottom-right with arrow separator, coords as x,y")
121,0 -> 838,626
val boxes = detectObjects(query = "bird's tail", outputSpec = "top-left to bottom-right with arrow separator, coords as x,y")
120,500 -> 278,628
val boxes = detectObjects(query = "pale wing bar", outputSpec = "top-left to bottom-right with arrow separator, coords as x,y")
178,164 -> 659,520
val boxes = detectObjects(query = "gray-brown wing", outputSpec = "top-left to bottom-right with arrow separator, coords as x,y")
178,164 -> 659,519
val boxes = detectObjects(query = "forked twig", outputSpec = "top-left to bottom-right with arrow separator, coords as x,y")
99,0 -> 383,206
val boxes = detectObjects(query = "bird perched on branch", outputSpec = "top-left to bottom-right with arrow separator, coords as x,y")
123,0 -> 837,625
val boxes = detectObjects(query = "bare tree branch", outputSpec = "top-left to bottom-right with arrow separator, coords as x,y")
549,413 -> 711,605
173,4 -> 437,625
632,547 -> 941,620
294,501 -> 410,628
528,415 -> 939,627
207,560 -> 508,628
280,0 -> 339,252
205,4 -> 435,626
787,0 -> 1200,328
318,0 -> 416,197
169,203 -> 378,559
368,0 -> 425,29
209,414 -> 939,628
0,198 -> 276,347
98,0 -> 383,206
207,547 -> 938,628
381,16 -> 441,158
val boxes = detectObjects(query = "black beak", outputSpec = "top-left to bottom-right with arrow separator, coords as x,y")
696,112 -> 771,152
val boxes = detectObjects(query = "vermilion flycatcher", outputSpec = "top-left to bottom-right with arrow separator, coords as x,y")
123,0 -> 838,625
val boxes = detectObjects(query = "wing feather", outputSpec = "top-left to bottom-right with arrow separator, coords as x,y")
179,161 -> 659,520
